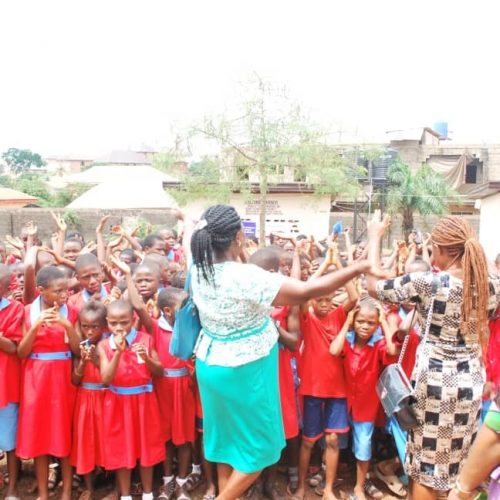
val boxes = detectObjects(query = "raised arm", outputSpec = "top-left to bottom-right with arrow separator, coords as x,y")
95,215 -> 110,264
97,339 -> 124,385
366,210 -> 392,299
377,304 -> 397,356
330,310 -> 354,356
273,259 -> 378,307
110,256 -> 153,335
23,245 -> 39,305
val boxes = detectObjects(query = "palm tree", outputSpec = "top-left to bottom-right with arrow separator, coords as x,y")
386,159 -> 460,239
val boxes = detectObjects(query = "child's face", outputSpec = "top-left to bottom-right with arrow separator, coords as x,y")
63,241 -> 82,262
120,253 -> 133,265
159,230 -> 176,251
146,240 -> 166,256
166,262 -> 181,283
279,256 -> 292,277
76,264 -> 103,294
79,313 -> 105,344
107,309 -> 134,337
162,297 -> 185,326
133,269 -> 160,299
311,295 -> 334,317
0,276 -> 11,297
13,265 -> 25,290
300,262 -> 311,281
354,308 -> 380,341
40,277 -> 68,307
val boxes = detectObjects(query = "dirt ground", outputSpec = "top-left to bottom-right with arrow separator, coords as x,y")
0,458 -> 404,499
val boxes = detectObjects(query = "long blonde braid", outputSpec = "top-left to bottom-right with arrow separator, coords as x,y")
431,216 -> 490,346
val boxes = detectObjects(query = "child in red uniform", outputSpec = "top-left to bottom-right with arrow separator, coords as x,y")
154,287 -> 196,500
0,264 -> 25,499
330,299 -> 397,500
133,261 -> 161,319
68,254 -> 110,312
484,307 -> 500,420
17,266 -> 80,500
70,301 -> 108,499
295,250 -> 358,500
98,299 -> 165,500
250,246 -> 301,495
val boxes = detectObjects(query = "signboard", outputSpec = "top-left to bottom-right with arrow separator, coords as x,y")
242,220 -> 257,238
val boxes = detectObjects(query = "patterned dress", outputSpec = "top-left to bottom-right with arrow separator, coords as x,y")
376,271 -> 500,491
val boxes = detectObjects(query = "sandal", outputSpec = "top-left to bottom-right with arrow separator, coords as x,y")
130,482 -> 143,496
48,467 -> 58,490
374,466 -> 407,497
175,483 -> 192,500
364,479 -> 383,499
202,495 -> 216,500
158,479 -> 176,500
287,467 -> 299,494
78,490 -> 93,500
101,491 -> 120,500
308,470 -> 324,488
184,472 -> 205,492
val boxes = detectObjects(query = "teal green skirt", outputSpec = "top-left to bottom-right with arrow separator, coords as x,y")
196,343 -> 285,473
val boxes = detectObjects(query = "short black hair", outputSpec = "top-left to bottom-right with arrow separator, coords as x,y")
133,261 -> 161,278
249,247 -> 281,272
170,270 -> 187,289
64,238 -> 83,248
142,234 -> 163,250
120,248 -> 137,263
75,253 -> 100,272
107,299 -> 133,317
79,301 -> 107,325
36,266 -> 65,288
158,287 -> 187,311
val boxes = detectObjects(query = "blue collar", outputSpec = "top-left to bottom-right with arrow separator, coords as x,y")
158,314 -> 172,332
0,297 -> 10,311
346,328 -> 383,348
109,328 -> 138,350
30,296 -> 68,325
82,286 -> 108,303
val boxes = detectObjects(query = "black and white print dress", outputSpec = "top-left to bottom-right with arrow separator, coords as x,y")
376,271 -> 500,491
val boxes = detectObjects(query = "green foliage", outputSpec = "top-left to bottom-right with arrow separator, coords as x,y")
52,183 -> 89,207
15,173 -> 52,206
2,148 -> 45,175
386,159 -> 461,236
62,210 -> 80,228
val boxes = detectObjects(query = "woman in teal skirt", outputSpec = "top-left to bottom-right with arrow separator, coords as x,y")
190,205 -> 385,500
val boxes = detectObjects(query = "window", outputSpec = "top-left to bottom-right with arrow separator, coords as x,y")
465,163 -> 477,184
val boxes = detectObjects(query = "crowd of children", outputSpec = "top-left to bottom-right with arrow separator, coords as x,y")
0,210 -> 499,500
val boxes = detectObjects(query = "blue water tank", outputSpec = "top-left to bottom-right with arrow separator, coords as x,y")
434,122 -> 448,139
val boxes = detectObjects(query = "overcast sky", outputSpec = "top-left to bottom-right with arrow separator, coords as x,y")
1,0 -> 499,156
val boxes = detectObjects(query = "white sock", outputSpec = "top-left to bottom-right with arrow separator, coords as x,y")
142,493 -> 154,500
163,475 -> 175,485
121,497 -> 133,500
192,463 -> 202,475
176,476 -> 188,487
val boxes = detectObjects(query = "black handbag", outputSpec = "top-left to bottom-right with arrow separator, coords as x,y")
377,277 -> 438,431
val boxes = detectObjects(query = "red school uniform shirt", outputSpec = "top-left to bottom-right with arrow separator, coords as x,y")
343,330 -> 397,422
299,305 -> 347,398
68,284 -> 111,313
486,314 -> 500,391
0,298 -> 25,408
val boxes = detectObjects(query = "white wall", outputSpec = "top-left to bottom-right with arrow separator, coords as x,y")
183,192 -> 332,239
479,192 -> 500,260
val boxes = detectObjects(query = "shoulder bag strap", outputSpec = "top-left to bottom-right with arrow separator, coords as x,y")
397,306 -> 418,367
412,275 -> 439,388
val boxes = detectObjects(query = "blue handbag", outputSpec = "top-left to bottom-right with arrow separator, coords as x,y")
169,267 -> 202,360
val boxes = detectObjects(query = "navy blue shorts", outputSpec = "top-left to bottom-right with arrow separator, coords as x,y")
302,396 -> 349,442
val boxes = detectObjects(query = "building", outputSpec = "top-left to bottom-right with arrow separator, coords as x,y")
0,187 -> 38,208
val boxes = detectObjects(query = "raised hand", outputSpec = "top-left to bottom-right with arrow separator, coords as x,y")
50,211 -> 67,232
132,342 -> 147,362
109,255 -> 131,276
367,209 -> 391,239
96,215 -> 111,234
5,235 -> 24,250
24,221 -> 38,236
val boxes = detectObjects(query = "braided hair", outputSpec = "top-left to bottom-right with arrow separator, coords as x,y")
431,216 -> 490,346
191,205 -> 242,283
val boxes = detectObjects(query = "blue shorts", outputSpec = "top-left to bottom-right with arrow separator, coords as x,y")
0,403 -> 19,452
351,420 -> 375,461
303,396 -> 349,442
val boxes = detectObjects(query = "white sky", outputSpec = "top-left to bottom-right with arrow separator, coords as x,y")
1,0 -> 500,156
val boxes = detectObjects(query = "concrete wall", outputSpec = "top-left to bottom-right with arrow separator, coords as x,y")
0,208 -> 179,244
479,193 -> 500,260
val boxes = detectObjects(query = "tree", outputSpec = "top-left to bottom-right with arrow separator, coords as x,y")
2,148 -> 45,176
386,159 -> 461,238
158,78 -> 360,244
